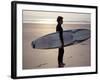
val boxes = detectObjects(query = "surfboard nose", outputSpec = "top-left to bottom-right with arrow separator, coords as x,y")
31,41 -> 35,48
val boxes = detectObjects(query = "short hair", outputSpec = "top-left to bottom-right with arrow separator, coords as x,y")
57,16 -> 63,22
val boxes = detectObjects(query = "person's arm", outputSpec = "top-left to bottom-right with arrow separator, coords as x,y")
56,25 -> 64,47
59,31 -> 64,47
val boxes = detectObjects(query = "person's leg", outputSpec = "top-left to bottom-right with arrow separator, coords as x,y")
58,47 -> 64,67
58,48 -> 61,64
60,47 -> 64,63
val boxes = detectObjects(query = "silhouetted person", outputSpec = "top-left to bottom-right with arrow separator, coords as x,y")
56,16 -> 65,67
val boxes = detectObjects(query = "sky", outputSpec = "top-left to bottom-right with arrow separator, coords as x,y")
23,10 -> 91,24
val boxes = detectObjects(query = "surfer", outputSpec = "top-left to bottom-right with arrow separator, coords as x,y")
56,16 -> 65,67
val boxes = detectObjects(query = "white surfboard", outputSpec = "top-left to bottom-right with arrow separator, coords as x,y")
31,29 -> 90,49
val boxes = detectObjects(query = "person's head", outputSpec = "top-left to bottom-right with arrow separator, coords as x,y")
57,16 -> 63,24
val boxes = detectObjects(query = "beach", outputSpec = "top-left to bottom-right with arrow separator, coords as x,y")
22,23 -> 91,69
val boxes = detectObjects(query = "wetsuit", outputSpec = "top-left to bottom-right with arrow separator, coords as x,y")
56,23 -> 64,65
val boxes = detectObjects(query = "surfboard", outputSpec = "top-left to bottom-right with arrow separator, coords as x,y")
31,29 -> 90,49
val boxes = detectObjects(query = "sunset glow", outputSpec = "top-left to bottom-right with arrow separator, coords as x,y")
23,10 -> 91,24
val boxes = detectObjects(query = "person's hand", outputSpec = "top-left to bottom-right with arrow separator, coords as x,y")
61,43 -> 64,48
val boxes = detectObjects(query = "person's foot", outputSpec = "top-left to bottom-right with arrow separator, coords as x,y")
62,63 -> 65,65
58,63 -> 65,67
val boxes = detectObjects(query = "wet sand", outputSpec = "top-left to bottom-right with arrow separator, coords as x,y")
22,23 -> 91,69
